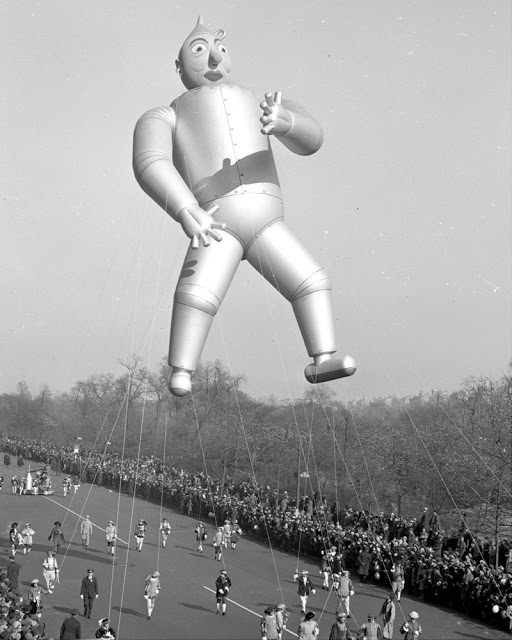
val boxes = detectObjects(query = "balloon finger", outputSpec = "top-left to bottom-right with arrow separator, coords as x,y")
274,91 -> 282,104
211,221 -> 226,230
265,92 -> 275,106
206,204 -> 220,216
199,232 -> 210,247
208,229 -> 223,242
191,235 -> 199,249
261,124 -> 274,135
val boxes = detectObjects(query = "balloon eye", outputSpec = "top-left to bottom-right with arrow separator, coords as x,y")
218,44 -> 228,54
192,43 -> 206,53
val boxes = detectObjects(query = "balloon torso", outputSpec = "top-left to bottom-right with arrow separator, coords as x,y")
171,84 -> 283,242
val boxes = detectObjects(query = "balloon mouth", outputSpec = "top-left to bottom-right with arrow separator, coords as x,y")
204,70 -> 223,81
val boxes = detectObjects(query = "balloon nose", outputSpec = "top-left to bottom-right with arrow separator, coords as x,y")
208,46 -> 222,67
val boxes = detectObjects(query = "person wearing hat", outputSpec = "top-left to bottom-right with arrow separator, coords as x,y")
275,603 -> 290,640
94,616 -> 116,638
260,606 -> 278,640
335,570 -> 354,619
215,569 -> 231,616
222,520 -> 232,550
62,475 -> 72,497
194,521 -> 207,553
328,612 -> 353,640
80,515 -> 93,550
9,523 -> 22,559
42,550 -> 59,593
213,527 -> 225,561
80,569 -> 99,618
357,614 -> 382,640
21,523 -> 35,555
399,612 -> 422,639
379,593 -> 395,640
60,608 -> 81,640
298,611 -> 319,640
159,517 -> 172,549
296,570 -> 316,615
28,579 -> 48,616
230,521 -> 242,550
134,519 -> 147,552
144,571 -> 161,620
48,521 -> 65,554
390,561 -> 404,602
105,520 -> 117,556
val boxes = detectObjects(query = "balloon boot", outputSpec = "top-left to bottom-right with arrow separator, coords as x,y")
304,355 -> 356,384
169,368 -> 192,396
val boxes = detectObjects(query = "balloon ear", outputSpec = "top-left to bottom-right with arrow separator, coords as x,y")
175,59 -> 181,74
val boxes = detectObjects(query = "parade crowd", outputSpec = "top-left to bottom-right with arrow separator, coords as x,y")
2,434 -> 512,637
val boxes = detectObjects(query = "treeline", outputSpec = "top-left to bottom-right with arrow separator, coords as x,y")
0,356 -> 511,532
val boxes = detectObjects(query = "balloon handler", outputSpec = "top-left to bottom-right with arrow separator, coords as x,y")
133,17 -> 356,396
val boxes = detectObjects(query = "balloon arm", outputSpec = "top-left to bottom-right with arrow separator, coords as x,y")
133,106 -> 198,221
271,97 -> 324,156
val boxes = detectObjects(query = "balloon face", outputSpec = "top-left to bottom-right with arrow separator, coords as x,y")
178,29 -> 232,90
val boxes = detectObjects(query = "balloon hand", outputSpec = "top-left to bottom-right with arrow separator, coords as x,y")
178,203 -> 226,249
260,91 -> 292,136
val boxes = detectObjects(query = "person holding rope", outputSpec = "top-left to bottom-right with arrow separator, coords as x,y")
328,612 -> 353,640
195,521 -> 207,553
399,612 -> 422,639
357,614 -> 382,640
298,611 -> 319,639
48,521 -> 65,554
296,570 -> 316,615
42,550 -> 59,593
335,570 -> 354,619
95,616 -> 116,639
159,517 -> 172,549
260,606 -> 279,640
105,520 -> 117,556
134,518 -> 147,552
215,569 -> 231,616
275,603 -> 290,640
144,570 -> 161,620
213,526 -> 224,561
21,522 -> 35,555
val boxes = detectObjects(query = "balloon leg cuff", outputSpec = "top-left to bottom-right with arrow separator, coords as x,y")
304,355 -> 356,383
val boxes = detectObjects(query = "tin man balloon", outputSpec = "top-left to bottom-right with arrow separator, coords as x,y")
133,17 -> 356,396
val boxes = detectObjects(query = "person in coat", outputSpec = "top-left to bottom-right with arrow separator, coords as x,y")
144,570 -> 161,620
379,593 -> 396,640
328,612 -> 353,640
60,608 -> 81,640
260,607 -> 279,640
94,617 -> 116,638
215,569 -> 232,615
48,521 -> 66,554
21,522 -> 35,554
335,570 -> 355,618
296,570 -> 316,614
80,568 -> 99,618
105,521 -> 117,556
298,611 -> 319,640
390,562 -> 404,602
357,614 -> 382,640
6,557 -> 21,589
80,516 -> 93,549
28,578 -> 48,616
357,547 -> 373,583
399,611 -> 422,639
134,519 -> 147,552
275,603 -> 290,640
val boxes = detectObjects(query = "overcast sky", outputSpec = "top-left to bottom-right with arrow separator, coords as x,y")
1,0 -> 510,403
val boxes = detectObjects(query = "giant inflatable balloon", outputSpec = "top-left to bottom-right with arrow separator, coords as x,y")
133,17 -> 356,396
